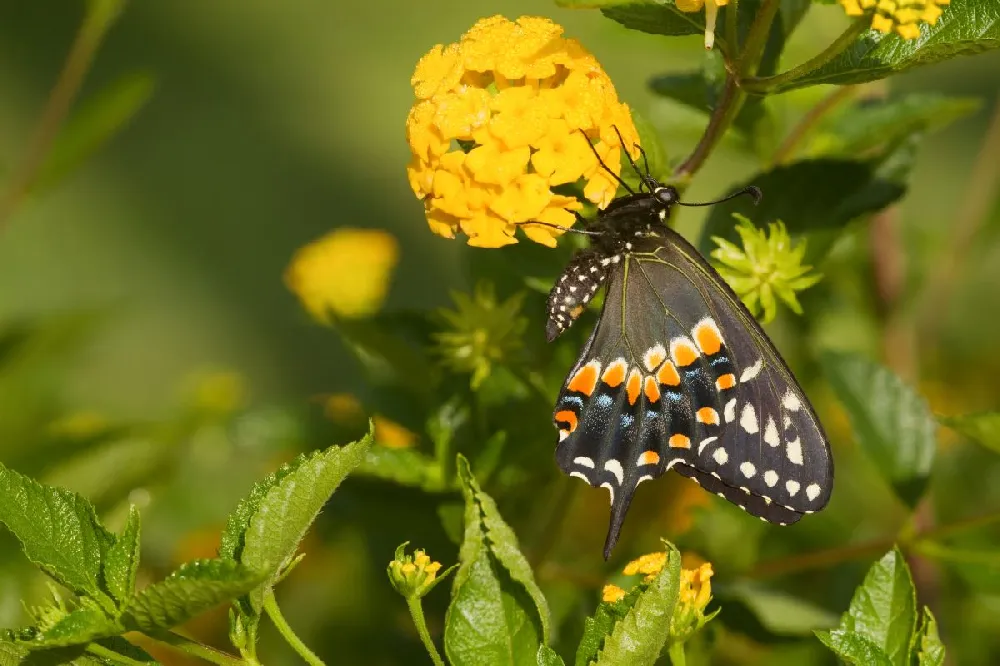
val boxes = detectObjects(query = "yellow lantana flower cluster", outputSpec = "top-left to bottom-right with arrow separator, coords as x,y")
406,15 -> 640,248
839,0 -> 950,39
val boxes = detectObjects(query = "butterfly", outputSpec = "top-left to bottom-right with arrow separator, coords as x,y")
543,134 -> 833,559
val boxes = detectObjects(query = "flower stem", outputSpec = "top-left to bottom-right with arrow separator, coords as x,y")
148,631 -> 245,666
0,0 -> 125,230
406,595 -> 446,666
263,592 -> 326,666
740,18 -> 869,94
737,0 -> 781,78
674,74 -> 744,180
668,642 -> 687,666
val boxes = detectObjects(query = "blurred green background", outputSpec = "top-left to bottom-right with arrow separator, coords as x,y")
1,1 -> 999,664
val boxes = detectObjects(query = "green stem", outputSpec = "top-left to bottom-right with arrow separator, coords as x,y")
741,18 -> 869,94
85,642 -> 150,666
737,0 -> 781,77
674,74 -> 744,180
0,0 -> 125,230
668,641 -> 687,666
263,592 -> 326,666
406,595 -> 446,666
724,0 -> 739,54
148,631 -> 245,666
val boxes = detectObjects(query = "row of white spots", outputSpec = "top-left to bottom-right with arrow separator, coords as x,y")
740,403 -> 759,434
703,441 -> 824,503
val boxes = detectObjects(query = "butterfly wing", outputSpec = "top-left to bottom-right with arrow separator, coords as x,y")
553,229 -> 833,558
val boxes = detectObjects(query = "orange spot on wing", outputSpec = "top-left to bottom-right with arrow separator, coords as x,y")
669,434 -> 691,449
657,361 -> 681,387
638,451 -> 660,466
694,321 -> 723,356
715,373 -> 736,390
696,407 -> 719,425
568,363 -> 599,397
672,340 -> 699,367
644,376 -> 660,403
626,370 -> 641,405
555,410 -> 578,432
602,360 -> 627,388
644,346 -> 666,372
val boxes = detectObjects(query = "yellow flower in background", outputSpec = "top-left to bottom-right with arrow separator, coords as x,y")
48,411 -> 109,438
406,15 -> 641,248
839,0 -> 949,39
285,228 -> 399,322
388,543 -> 453,599
188,370 -> 246,415
675,0 -> 730,49
623,551 -> 668,580
322,393 -> 366,424
374,415 -> 417,449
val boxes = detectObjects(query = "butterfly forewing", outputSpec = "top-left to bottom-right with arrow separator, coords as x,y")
553,230 -> 832,558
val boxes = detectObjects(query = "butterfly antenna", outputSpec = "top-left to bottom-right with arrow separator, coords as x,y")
612,125 -> 658,193
522,220 -> 603,238
579,130 -> 636,196
677,185 -> 762,207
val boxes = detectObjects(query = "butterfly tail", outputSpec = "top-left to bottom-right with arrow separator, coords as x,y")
603,484 -> 637,560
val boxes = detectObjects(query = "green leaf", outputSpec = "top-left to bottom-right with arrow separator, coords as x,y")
593,541 -> 681,665
939,411 -> 1000,454
536,645 -> 566,666
33,72 -> 155,195
699,160 -> 905,261
575,587 -> 643,666
102,505 -> 140,610
0,464 -> 115,610
771,0 -> 1000,92
806,94 -> 980,160
34,608 -> 121,648
444,456 -> 549,665
590,2 -> 706,40
719,582 -> 839,636
355,446 -> 448,492
914,607 -> 945,666
821,353 -> 936,507
239,431 -> 372,611
839,547 -> 917,666
333,317 -> 439,398
0,642 -> 29,666
122,559 -> 264,632
815,629 -> 894,666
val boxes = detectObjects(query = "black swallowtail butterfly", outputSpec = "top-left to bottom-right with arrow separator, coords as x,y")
543,135 -> 833,559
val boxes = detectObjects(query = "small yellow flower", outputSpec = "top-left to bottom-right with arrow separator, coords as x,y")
285,228 -> 399,322
406,15 -> 640,248
671,562 -> 716,642
388,543 -> 453,599
839,0 -> 950,39
322,393 -> 366,424
602,584 -> 627,603
623,552 -> 668,580
675,0 -> 730,50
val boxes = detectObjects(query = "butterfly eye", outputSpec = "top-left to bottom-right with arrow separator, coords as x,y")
654,186 -> 679,206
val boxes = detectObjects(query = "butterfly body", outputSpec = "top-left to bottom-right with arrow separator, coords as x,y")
546,182 -> 833,559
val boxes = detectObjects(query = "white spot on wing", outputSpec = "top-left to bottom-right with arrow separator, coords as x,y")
740,403 -> 759,434
724,398 -> 737,423
786,437 -> 803,465
570,471 -> 589,483
559,430 -> 569,442
740,461 -> 756,478
786,480 -> 800,496
740,359 -> 763,383
764,416 -> 780,447
573,456 -> 595,469
698,436 -> 718,455
713,448 -> 729,465
604,459 -> 624,485
782,390 -> 802,412
636,475 -> 653,487
600,482 -> 615,505
763,470 -> 778,487
806,483 -> 821,501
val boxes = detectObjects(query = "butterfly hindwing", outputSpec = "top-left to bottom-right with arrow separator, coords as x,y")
554,230 -> 832,558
